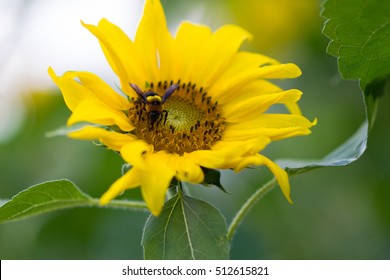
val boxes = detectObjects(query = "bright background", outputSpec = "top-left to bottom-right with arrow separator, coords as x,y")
1,0 -> 389,259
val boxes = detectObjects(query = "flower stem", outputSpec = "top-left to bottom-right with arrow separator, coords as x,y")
89,198 -> 148,211
227,177 -> 277,242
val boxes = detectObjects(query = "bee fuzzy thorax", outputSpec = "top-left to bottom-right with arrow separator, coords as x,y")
145,95 -> 162,107
128,80 -> 225,155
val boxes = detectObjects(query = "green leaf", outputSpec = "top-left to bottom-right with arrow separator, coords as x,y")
278,0 -> 390,174
279,121 -> 368,174
364,78 -> 389,131
0,179 -> 93,224
321,0 -> 389,129
322,0 -> 390,91
142,191 -> 229,260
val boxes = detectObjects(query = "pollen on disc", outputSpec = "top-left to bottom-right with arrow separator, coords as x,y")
128,81 -> 225,155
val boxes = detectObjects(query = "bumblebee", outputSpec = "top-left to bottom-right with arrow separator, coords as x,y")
130,83 -> 179,128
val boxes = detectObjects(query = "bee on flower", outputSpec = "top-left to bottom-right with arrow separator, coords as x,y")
129,82 -> 179,129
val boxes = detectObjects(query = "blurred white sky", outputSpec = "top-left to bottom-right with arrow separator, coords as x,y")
0,0 -> 143,142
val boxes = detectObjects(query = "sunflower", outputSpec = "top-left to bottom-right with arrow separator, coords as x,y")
49,0 -> 315,216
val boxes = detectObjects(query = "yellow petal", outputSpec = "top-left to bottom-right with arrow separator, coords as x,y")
197,25 -> 253,87
257,154 -> 292,204
120,140 -> 154,167
75,71 -> 130,110
95,18 -> 145,93
256,63 -> 302,79
213,63 -> 301,103
49,68 -> 130,113
210,52 -> 278,100
139,0 -> 175,82
284,102 -> 302,115
68,126 -> 136,151
213,137 -> 270,155
100,168 -> 142,205
209,63 -> 300,105
174,155 -> 204,183
186,137 -> 270,170
213,79 -> 282,105
225,114 -> 316,141
231,114 -> 315,129
48,67 -> 91,112
229,51 -> 279,70
232,155 -> 264,172
135,0 -> 173,82
140,152 -> 176,216
223,89 -> 303,123
81,20 -> 132,94
174,22 -> 212,83
102,151 -> 177,216
68,99 -> 133,131
185,149 -> 235,170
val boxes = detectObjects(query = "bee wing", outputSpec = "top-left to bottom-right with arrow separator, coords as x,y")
130,83 -> 147,103
161,84 -> 179,103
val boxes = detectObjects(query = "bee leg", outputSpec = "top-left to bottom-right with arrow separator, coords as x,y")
138,107 -> 144,123
154,110 -> 168,128
155,115 -> 162,128
136,105 -> 147,124
149,117 -> 155,130
162,110 -> 168,125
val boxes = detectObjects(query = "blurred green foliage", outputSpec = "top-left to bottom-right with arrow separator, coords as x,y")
1,0 -> 389,259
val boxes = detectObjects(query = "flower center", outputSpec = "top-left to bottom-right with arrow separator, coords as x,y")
128,81 -> 225,154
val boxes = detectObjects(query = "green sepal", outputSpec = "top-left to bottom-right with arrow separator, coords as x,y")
121,163 -> 132,175
168,177 -> 179,189
45,123 -> 88,137
200,168 -> 229,193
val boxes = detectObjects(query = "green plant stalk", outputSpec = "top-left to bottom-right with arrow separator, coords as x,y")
227,177 -> 276,242
89,198 -> 148,211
